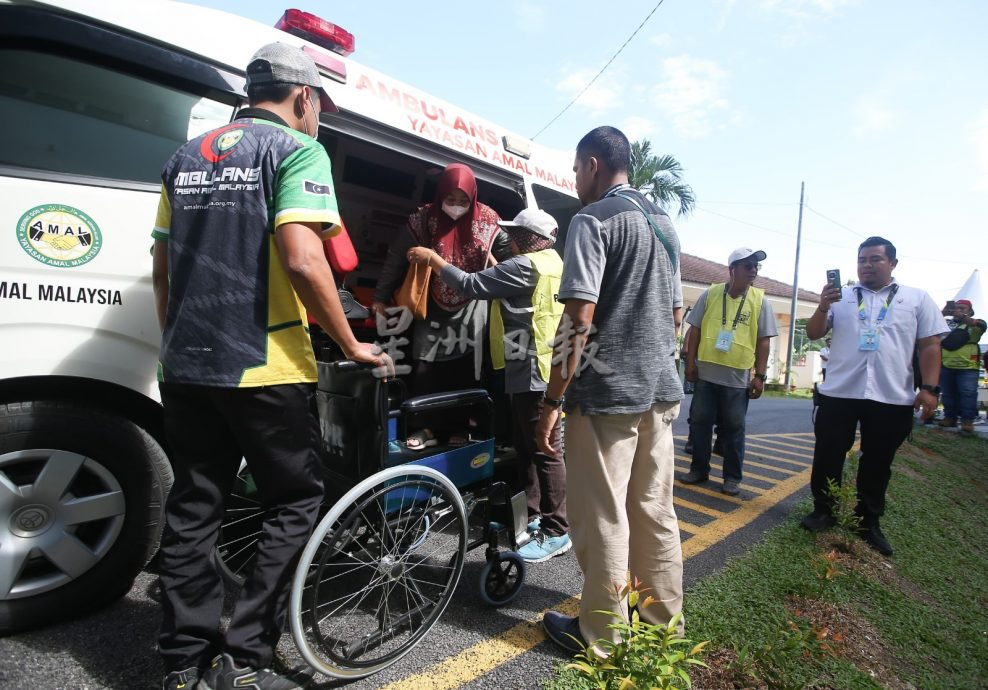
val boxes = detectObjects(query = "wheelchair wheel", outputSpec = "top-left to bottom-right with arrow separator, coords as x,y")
290,465 -> 467,680
479,551 -> 526,607
215,459 -> 261,587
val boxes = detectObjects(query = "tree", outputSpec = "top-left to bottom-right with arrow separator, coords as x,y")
628,140 -> 695,218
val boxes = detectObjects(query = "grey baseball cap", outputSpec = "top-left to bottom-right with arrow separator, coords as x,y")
245,42 -> 338,112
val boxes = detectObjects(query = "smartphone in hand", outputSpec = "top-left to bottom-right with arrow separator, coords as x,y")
826,269 -> 841,293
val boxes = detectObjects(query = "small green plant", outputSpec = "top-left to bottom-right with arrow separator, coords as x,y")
812,548 -> 846,595
824,451 -> 863,537
566,576 -> 708,689
730,616 -> 836,690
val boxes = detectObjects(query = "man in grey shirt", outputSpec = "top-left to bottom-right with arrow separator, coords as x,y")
535,126 -> 684,654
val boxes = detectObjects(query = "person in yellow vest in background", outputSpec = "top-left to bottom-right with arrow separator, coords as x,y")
407,208 -> 571,562
938,299 -> 986,435
682,248 -> 779,496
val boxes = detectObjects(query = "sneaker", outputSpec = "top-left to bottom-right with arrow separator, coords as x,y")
198,654 -> 300,690
680,470 -> 709,484
527,516 -> 542,533
937,418 -> 957,428
800,509 -> 836,532
517,531 -> 572,563
858,524 -> 893,556
542,611 -> 586,654
721,479 -> 741,496
163,668 -> 199,690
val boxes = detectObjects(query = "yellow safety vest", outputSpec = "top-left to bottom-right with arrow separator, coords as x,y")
697,282 -> 764,371
490,248 -> 564,382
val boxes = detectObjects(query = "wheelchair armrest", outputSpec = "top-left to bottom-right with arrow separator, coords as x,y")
401,388 -> 491,413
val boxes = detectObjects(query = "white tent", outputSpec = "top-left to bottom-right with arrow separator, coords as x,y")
954,270 -> 985,316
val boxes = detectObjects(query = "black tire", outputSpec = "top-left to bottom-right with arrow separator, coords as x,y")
479,551 -> 526,607
0,400 -> 172,634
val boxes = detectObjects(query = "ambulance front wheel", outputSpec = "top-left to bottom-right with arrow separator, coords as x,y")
0,401 -> 172,634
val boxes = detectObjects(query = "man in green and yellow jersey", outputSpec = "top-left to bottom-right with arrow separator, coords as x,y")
152,43 -> 390,690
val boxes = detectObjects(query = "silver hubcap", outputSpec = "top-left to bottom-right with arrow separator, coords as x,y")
0,449 -> 126,600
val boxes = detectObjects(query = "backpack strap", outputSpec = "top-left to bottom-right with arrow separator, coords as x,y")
613,191 -> 679,272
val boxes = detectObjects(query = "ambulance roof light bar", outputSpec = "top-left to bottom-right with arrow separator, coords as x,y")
276,9 -> 355,57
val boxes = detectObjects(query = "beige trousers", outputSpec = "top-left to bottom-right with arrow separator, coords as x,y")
565,401 -> 684,647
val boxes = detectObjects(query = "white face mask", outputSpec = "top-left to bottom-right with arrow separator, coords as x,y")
442,203 -> 470,220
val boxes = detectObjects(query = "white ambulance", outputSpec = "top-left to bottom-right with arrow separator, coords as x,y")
0,0 -> 580,633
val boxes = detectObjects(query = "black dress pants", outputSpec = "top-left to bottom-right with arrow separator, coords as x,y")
811,393 -> 913,519
157,382 -> 324,672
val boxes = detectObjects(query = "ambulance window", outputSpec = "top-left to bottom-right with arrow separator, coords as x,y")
0,49 -> 235,184
342,156 -> 417,199
532,184 -> 581,233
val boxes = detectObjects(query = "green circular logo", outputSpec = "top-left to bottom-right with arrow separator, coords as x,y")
16,204 -> 103,268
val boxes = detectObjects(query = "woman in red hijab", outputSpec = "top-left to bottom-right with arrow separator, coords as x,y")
372,164 -> 511,449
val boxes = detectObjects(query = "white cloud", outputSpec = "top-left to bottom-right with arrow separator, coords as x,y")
760,0 -> 856,17
650,32 -> 673,48
621,116 -> 657,142
555,67 -> 626,115
510,1 -> 547,34
972,110 -> 988,192
852,96 -> 899,136
652,55 -> 730,139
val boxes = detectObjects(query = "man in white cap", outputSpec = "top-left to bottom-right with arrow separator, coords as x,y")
407,208 -> 572,562
153,43 -> 390,690
682,248 -> 778,495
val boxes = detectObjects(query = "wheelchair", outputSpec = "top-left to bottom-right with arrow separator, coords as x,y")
214,359 -> 531,680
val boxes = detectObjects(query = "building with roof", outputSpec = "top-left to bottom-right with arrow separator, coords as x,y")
680,252 -> 821,386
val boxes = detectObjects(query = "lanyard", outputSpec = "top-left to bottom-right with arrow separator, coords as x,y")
721,285 -> 750,331
603,185 -> 679,271
855,283 -> 899,328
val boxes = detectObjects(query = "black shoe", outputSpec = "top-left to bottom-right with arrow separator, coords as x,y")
198,654 -> 300,690
684,440 -> 694,454
680,470 -> 709,484
800,509 -> 836,532
162,668 -> 199,690
712,437 -> 723,456
858,524 -> 893,556
542,611 -> 587,654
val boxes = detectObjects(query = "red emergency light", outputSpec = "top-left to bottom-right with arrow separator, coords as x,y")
276,9 -> 355,57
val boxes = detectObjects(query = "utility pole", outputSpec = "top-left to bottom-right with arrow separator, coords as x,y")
784,181 -> 805,390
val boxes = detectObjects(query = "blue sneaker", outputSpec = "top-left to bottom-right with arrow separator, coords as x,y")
517,531 -> 571,563
527,516 -> 541,533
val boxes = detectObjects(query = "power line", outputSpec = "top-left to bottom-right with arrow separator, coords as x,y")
699,206 -> 981,265
700,200 -> 797,206
530,0 -> 667,140
804,205 -> 867,239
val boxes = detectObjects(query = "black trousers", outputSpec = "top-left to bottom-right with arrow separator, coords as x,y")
510,391 -> 567,536
157,383 -> 324,672
811,393 -> 913,520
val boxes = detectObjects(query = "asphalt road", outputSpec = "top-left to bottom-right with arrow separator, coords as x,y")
0,395 -> 815,690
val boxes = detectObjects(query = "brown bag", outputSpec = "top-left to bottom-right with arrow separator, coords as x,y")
394,209 -> 431,320
394,261 -> 431,320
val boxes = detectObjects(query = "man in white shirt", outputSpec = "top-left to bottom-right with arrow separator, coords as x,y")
801,237 -> 948,556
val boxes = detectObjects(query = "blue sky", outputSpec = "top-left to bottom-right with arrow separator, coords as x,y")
189,0 -> 985,307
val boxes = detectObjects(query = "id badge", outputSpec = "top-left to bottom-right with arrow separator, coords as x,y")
858,328 -> 880,351
715,330 -> 734,352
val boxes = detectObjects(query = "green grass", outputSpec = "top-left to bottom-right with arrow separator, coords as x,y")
543,428 -> 988,689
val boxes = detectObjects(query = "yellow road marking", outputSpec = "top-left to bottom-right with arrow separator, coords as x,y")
673,455 -> 796,484
679,520 -> 701,535
681,466 -> 811,557
676,482 -> 746,504
733,446 -> 811,468
674,496 -> 728,518
377,442 -> 815,690
745,438 -> 817,455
